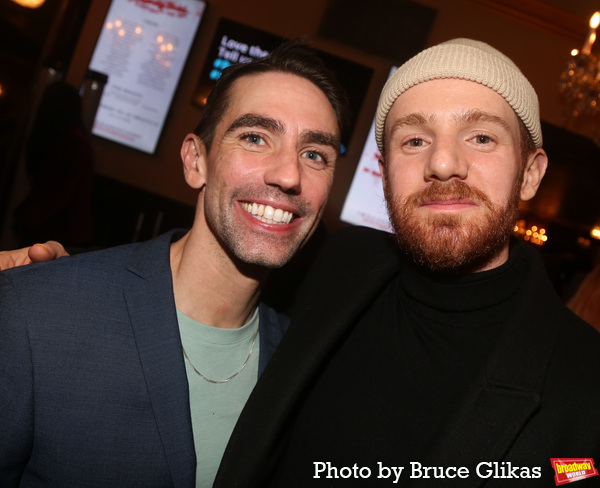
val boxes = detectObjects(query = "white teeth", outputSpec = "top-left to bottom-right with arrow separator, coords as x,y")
241,202 -> 294,224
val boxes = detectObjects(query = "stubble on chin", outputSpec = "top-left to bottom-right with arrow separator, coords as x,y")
211,184 -> 316,270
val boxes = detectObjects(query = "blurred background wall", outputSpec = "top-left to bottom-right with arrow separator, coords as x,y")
1,0 -> 599,295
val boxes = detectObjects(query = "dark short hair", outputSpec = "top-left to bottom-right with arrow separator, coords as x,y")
193,38 -> 350,150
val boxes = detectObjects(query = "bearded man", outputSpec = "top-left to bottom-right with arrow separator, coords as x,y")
214,39 -> 600,487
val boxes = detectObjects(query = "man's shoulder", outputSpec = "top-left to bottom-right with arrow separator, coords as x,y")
553,310 -> 600,369
2,242 -> 131,283
298,225 -> 400,291
320,225 -> 398,263
1,230 -> 183,290
327,225 -> 394,246
292,226 -> 401,313
535,312 -> 600,432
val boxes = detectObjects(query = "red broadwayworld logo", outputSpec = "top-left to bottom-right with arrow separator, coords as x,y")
551,458 -> 599,485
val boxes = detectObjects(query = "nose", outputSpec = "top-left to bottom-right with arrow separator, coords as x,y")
424,139 -> 468,182
264,147 -> 302,194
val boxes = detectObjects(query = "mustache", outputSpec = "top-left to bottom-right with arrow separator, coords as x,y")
405,180 -> 493,209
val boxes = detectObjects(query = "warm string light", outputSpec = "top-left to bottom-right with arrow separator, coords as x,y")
577,226 -> 600,247
578,237 -> 592,249
513,220 -> 548,246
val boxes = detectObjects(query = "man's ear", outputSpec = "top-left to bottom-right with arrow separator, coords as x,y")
180,133 -> 207,190
520,148 -> 548,201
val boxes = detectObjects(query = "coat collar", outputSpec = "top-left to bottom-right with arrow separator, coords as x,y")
124,230 -> 196,488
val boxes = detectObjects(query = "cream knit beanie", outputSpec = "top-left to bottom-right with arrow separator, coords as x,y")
374,38 -> 542,153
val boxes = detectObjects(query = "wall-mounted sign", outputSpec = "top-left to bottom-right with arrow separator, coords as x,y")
192,18 -> 282,108
340,67 -> 397,232
193,18 -> 373,153
88,0 -> 206,154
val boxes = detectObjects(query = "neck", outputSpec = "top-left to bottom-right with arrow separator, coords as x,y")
417,241 -> 511,277
401,239 -> 526,313
170,228 -> 267,329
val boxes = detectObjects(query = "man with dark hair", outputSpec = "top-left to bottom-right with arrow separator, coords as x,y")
214,39 -> 600,487
194,39 -> 349,152
0,40 -> 348,487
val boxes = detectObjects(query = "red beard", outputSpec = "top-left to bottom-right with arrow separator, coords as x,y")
384,178 -> 522,273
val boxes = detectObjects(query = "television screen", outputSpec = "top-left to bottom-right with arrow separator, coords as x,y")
192,18 -> 283,108
192,18 -> 373,152
87,0 -> 206,154
340,67 -> 396,232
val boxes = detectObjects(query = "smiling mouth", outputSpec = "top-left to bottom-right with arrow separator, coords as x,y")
241,202 -> 295,224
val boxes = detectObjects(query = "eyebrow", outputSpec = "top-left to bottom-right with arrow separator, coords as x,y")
389,112 -> 432,132
226,113 -> 284,135
301,130 -> 341,154
457,109 -> 513,133
389,109 -> 513,134
226,112 -> 341,154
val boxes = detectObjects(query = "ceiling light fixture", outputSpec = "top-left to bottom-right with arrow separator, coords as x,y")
11,0 -> 46,8
559,12 -> 600,121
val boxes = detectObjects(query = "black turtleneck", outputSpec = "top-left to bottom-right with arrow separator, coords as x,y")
270,242 -> 531,486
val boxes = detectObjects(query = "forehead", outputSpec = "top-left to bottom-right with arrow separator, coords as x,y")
387,78 -> 519,129
220,71 -> 339,136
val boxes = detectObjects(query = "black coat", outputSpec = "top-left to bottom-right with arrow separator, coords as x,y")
216,226 -> 600,487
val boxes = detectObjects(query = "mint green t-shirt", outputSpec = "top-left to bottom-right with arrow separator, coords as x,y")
177,308 -> 260,488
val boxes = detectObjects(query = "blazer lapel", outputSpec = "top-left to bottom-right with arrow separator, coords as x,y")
124,232 -> 196,488
410,250 -> 563,488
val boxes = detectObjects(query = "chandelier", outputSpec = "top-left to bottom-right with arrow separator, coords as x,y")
559,12 -> 600,119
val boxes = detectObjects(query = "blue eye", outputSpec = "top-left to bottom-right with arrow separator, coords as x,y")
303,150 -> 324,162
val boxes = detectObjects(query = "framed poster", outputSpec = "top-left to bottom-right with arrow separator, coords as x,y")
87,0 -> 207,153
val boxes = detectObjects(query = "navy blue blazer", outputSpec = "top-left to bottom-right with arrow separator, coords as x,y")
0,230 -> 288,488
